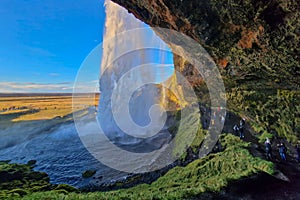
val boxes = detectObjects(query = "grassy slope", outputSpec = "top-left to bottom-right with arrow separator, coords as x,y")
1,134 -> 273,200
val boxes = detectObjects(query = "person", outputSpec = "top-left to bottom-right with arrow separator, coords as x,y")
296,144 -> 300,162
239,119 -> 245,139
233,125 -> 239,136
278,143 -> 287,161
240,118 -> 246,127
265,138 -> 272,160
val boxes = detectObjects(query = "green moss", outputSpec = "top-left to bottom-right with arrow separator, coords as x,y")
227,89 -> 300,144
7,189 -> 28,197
16,134 -> 273,200
172,107 -> 201,158
27,160 -> 37,166
0,162 -> 52,199
54,184 -> 78,193
52,189 -> 69,195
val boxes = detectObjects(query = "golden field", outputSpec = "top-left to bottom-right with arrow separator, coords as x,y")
0,94 -> 99,122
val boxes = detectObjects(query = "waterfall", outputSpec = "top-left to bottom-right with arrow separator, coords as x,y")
98,0 -> 172,141
74,1 -> 223,172
73,1 -> 224,173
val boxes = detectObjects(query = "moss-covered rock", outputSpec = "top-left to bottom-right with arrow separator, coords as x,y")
27,160 -> 37,166
0,161 -> 52,198
82,170 -> 96,178
54,184 -> 78,193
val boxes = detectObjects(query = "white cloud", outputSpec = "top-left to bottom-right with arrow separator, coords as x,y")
0,82 -> 99,93
49,73 -> 60,77
0,82 -> 71,92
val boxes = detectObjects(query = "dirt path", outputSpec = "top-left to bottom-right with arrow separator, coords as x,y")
219,111 -> 300,200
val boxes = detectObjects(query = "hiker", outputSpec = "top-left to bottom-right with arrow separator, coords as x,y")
240,118 -> 245,126
296,144 -> 300,162
239,118 -> 245,139
233,125 -> 239,136
265,138 -> 272,160
278,143 -> 287,161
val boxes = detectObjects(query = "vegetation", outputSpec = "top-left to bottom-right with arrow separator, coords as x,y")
0,134 -> 274,200
207,0 -> 300,145
227,89 -> 300,144
82,170 -> 96,179
0,161 -> 79,199
0,161 -> 52,199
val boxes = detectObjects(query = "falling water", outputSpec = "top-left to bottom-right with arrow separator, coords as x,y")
98,0 -> 173,142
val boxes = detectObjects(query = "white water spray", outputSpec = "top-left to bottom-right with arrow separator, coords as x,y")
98,1 -> 171,140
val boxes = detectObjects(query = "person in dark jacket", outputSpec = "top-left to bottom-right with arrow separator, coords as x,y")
233,125 -> 239,136
239,118 -> 245,139
278,143 -> 287,161
265,138 -> 272,160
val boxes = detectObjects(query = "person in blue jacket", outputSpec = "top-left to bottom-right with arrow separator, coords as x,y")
278,142 -> 287,161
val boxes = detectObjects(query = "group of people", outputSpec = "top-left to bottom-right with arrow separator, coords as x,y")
264,138 -> 287,161
233,118 -> 246,139
265,137 -> 300,163
231,118 -> 300,163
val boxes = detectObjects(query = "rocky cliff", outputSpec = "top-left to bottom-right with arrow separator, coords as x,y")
112,0 -> 299,88
112,0 -> 300,143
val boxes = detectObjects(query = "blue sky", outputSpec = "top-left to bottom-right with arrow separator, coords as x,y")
0,0 -> 174,93
0,0 -> 105,93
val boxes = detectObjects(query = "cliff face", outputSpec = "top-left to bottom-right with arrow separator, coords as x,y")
112,0 -> 300,143
111,0 -> 299,89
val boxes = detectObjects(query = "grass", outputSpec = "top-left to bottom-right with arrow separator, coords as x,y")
1,134 -> 274,200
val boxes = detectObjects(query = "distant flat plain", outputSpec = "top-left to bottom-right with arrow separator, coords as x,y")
0,93 -> 99,123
